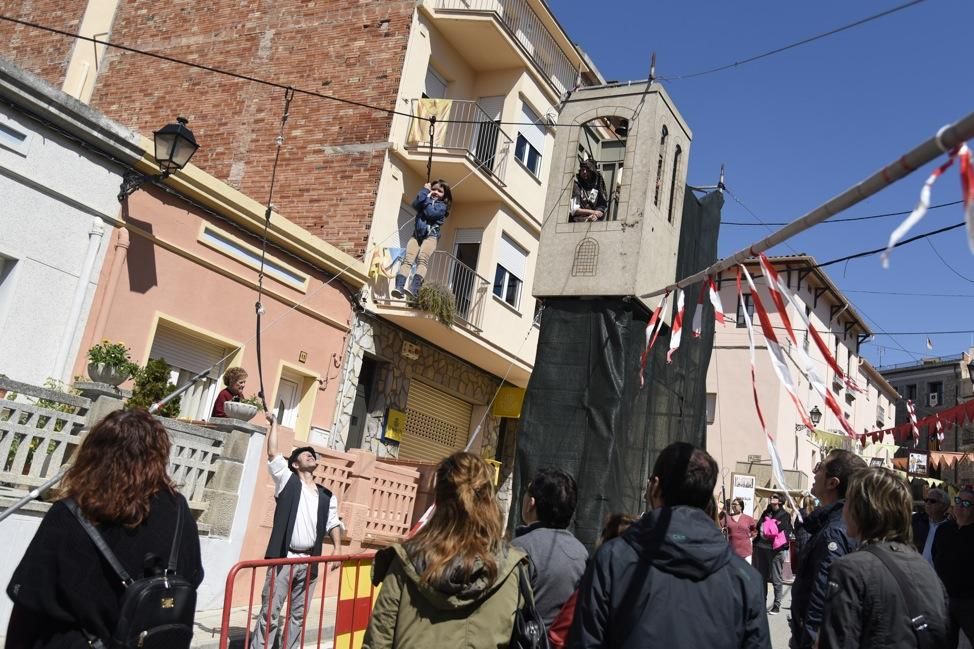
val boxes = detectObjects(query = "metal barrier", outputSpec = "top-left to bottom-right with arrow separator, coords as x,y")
220,552 -> 378,649
425,250 -> 490,330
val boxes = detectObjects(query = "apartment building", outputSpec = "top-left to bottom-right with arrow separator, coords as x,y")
706,256 -> 898,508
0,0 -> 593,468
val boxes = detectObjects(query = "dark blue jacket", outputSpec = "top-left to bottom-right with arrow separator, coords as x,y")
568,506 -> 770,649
789,501 -> 856,649
411,188 -> 449,240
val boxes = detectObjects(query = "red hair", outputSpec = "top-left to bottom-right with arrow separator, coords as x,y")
62,408 -> 175,526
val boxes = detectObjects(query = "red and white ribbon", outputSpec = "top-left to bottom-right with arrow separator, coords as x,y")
882,143 -> 974,268
709,276 -> 726,325
935,413 -> 944,444
740,265 -> 815,432
960,143 -> 974,253
906,399 -> 920,446
666,289 -> 686,363
737,268 -> 804,521
640,291 -> 670,386
757,255 -> 858,437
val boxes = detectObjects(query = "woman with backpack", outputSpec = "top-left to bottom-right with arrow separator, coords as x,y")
363,452 -> 530,649
6,409 -> 204,649
819,467 -> 950,648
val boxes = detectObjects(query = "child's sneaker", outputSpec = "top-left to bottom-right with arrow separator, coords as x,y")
390,288 -> 404,299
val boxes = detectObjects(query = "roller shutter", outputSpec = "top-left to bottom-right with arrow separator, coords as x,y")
398,381 -> 473,463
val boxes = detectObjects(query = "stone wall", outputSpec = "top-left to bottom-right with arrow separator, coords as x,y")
332,314 -> 502,460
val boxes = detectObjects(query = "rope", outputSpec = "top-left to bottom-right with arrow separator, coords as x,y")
254,86 -> 295,412
426,117 -> 436,183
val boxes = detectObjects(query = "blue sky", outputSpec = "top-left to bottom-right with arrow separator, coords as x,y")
548,0 -> 974,367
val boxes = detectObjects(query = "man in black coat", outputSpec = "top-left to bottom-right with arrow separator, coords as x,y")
789,449 -> 866,649
911,487 -> 949,564
932,486 -> 974,647
568,442 -> 770,649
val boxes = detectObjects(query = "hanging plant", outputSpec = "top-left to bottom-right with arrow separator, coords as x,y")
126,358 -> 181,418
417,282 -> 457,326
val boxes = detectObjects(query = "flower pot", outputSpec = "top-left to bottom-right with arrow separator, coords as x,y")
223,401 -> 259,421
87,362 -> 128,387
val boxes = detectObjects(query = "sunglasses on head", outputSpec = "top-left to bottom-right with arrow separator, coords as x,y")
955,497 -> 974,509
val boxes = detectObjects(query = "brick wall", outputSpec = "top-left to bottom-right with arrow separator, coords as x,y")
4,0 -> 416,258
0,2 -> 88,88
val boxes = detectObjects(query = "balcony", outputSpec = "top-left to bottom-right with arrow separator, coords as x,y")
429,0 -> 578,94
403,99 -> 513,202
426,250 -> 491,330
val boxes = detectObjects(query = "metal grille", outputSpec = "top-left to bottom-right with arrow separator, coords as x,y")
398,381 -> 472,463
572,238 -> 599,276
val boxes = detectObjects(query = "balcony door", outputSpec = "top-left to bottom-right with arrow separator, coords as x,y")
452,229 -> 482,321
473,96 -> 503,173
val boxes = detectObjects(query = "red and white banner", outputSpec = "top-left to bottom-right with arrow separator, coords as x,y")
935,413 -> 944,445
736,267 -> 804,521
709,276 -> 726,325
883,143 -> 974,267
640,291 -> 670,386
691,283 -> 705,338
667,289 -> 686,363
906,399 -> 919,446
740,265 -> 815,432
757,255 -> 857,437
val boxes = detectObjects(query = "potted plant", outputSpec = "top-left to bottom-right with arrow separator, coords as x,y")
417,282 -> 457,325
223,394 -> 262,422
87,340 -> 137,386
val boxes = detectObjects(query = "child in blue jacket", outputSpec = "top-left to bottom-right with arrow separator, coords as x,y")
392,180 -> 452,299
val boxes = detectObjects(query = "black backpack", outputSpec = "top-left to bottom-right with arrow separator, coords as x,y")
65,498 -> 197,649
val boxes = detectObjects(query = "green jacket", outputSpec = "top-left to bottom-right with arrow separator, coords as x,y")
363,542 -> 528,649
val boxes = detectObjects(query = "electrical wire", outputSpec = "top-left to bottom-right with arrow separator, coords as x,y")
723,186 -> 803,255
925,238 -> 974,283
813,221 -> 965,268
659,0 -> 929,81
721,200 -> 962,226
843,289 -> 974,298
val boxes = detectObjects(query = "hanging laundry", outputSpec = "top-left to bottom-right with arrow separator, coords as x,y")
408,99 -> 453,146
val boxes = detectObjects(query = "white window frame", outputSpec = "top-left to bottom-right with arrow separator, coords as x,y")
515,103 -> 544,177
493,234 -> 528,310
0,114 -> 31,157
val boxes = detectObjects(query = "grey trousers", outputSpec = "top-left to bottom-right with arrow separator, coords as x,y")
251,564 -> 316,649
769,550 -> 785,607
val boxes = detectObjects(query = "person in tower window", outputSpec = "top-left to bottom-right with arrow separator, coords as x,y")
251,413 -> 344,649
569,159 -> 609,222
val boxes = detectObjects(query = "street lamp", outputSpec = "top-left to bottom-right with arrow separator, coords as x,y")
118,117 -> 199,201
796,405 -> 823,432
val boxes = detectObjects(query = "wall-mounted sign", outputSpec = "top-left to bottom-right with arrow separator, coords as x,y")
731,473 -> 757,517
908,452 -> 928,477
869,457 -> 885,468
382,408 -> 406,444
492,386 -> 526,418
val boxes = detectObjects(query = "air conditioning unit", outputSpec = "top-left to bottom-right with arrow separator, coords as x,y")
928,393 -> 939,407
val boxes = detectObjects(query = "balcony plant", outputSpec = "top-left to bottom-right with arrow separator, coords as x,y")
417,282 -> 457,326
86,340 -> 137,386
223,394 -> 262,422
126,357 -> 181,418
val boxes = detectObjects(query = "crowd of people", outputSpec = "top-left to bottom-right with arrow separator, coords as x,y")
5,405 -> 973,649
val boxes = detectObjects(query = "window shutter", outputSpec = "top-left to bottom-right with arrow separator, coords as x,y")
149,325 -> 228,375
497,234 -> 528,280
518,104 -> 545,154
398,381 -> 473,463
453,228 -> 483,245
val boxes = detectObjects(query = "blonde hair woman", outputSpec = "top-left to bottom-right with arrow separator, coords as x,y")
819,467 -> 949,648
363,452 -> 529,649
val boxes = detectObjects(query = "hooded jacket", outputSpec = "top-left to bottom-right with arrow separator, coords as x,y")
567,506 -> 770,649
790,501 -> 856,649
411,187 -> 449,241
362,542 -> 528,649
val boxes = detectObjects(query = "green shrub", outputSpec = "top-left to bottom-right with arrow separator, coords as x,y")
126,358 -> 181,417
417,282 -> 457,325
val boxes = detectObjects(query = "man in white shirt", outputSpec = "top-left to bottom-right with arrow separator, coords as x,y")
912,487 -> 949,564
252,414 -> 343,649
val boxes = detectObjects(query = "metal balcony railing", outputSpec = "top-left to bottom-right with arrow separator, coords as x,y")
410,99 -> 513,185
425,250 -> 490,330
433,0 -> 578,94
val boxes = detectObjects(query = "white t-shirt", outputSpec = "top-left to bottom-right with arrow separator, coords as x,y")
268,455 -> 343,556
921,518 -> 945,564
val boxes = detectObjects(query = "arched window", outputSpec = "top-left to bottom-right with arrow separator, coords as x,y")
667,145 -> 682,223
653,125 -> 668,207
572,238 -> 599,276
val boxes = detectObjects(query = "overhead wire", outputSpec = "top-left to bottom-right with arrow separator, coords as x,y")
814,220 -> 965,268
721,200 -> 962,226
658,0 -> 930,81
925,238 -> 974,283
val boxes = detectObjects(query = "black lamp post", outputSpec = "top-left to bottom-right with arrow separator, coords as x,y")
796,405 -> 823,432
118,117 -> 199,201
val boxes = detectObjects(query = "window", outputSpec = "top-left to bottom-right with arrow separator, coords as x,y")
0,117 -> 29,156
452,229 -> 482,321
735,293 -> 754,328
200,226 -> 308,291
515,104 -> 544,176
667,145 -> 682,222
493,234 -> 528,309
706,393 -> 717,425
906,384 -> 917,402
148,322 -> 234,421
654,125 -> 668,207
928,381 -> 943,406
803,304 -> 812,352
423,67 -> 447,99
